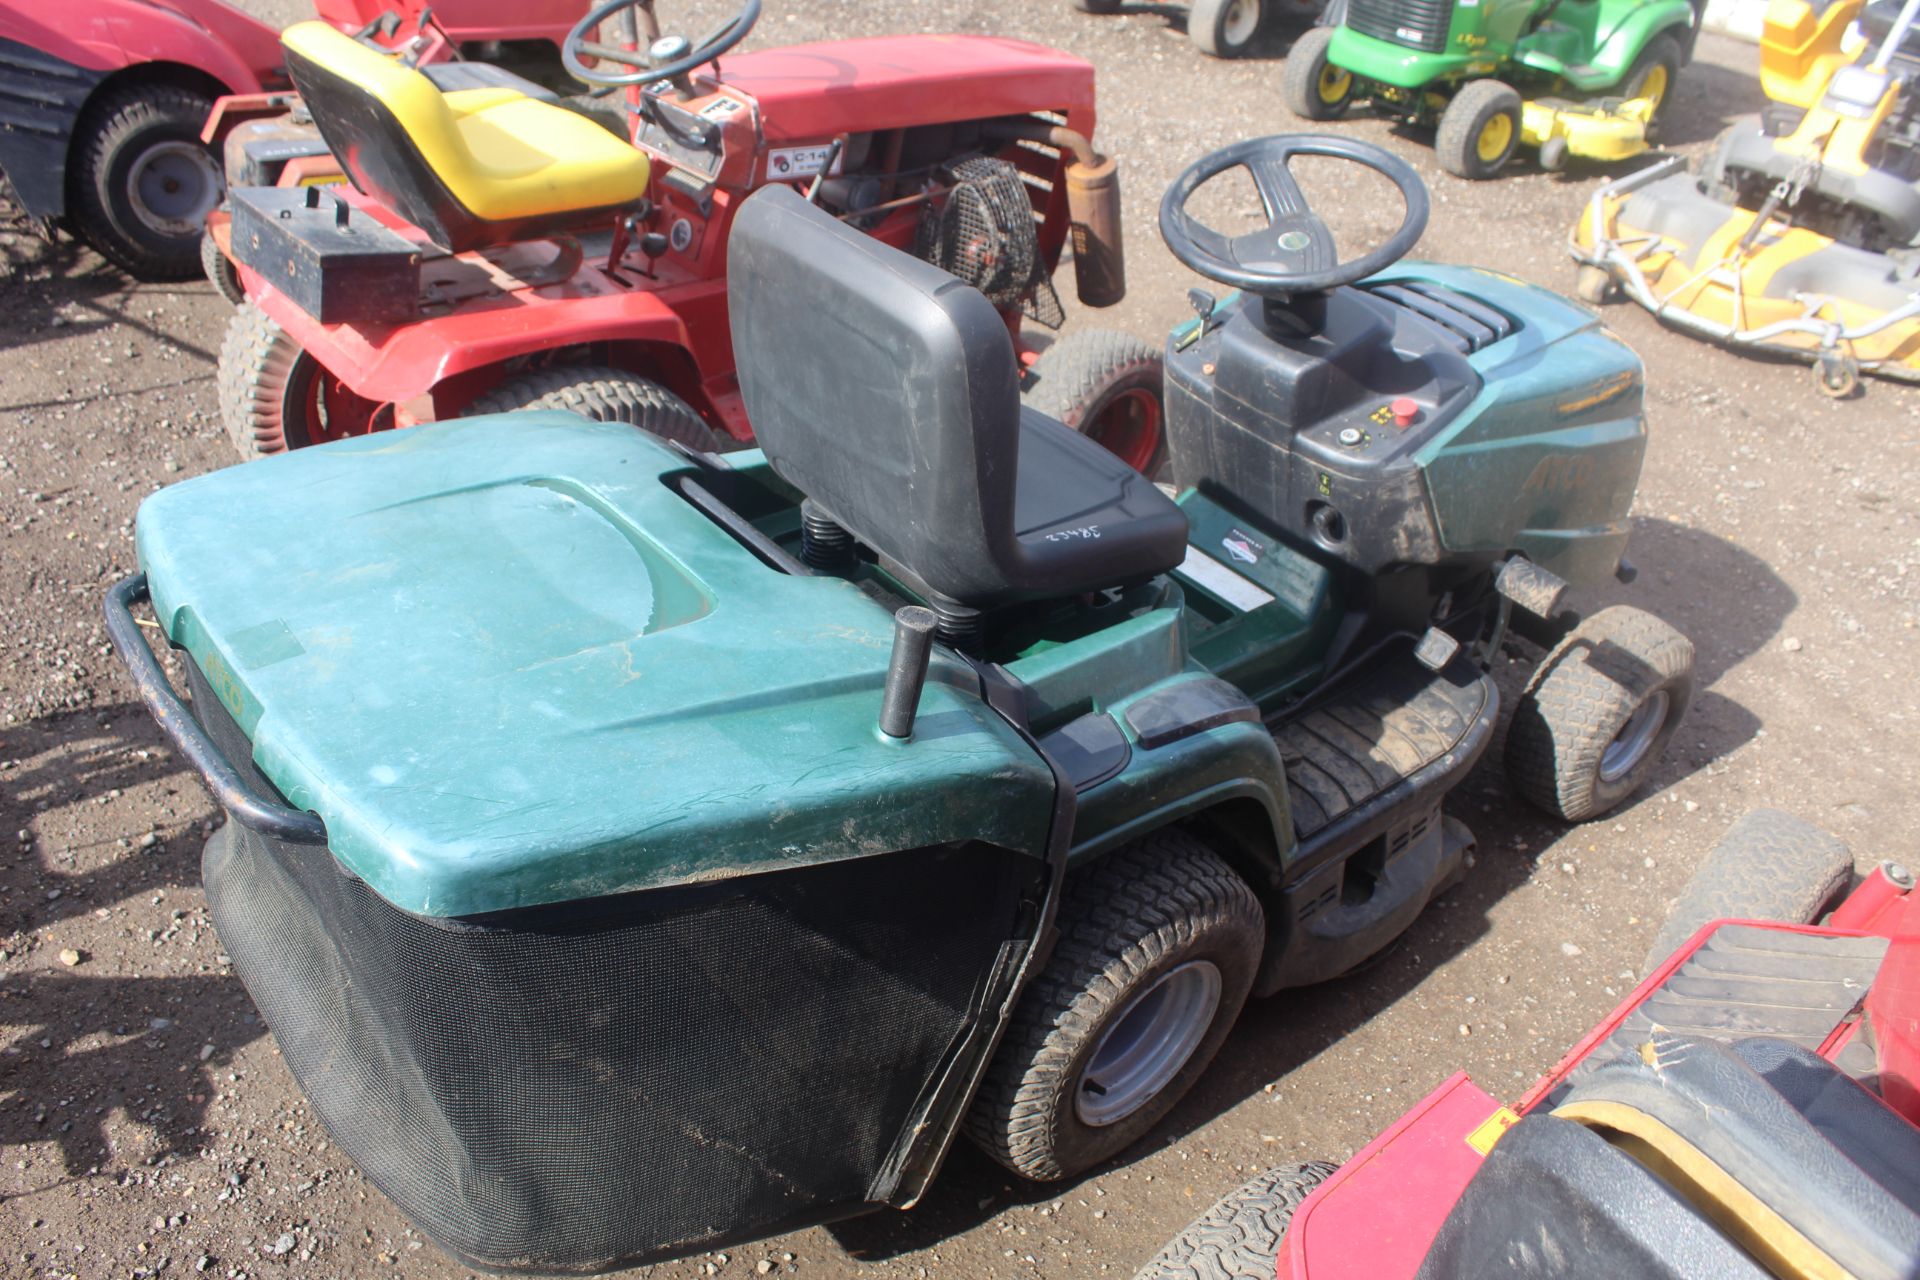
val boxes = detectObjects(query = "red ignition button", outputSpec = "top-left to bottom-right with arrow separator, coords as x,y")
1391,397 -> 1419,427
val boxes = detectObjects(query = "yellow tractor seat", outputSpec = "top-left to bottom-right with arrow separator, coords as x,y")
279,22 -> 649,252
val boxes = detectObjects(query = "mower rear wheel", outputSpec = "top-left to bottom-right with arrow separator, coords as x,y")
69,83 -> 222,280
463,366 -> 726,451
219,302 -> 378,458
1505,605 -> 1694,822
1023,330 -> 1168,476
1621,33 -> 1683,139
1282,27 -> 1354,121
1190,0 -> 1264,56
1435,80 -> 1522,180
966,832 -> 1264,1181
201,224 -> 244,305
1133,1161 -> 1340,1280
1638,809 -> 1853,974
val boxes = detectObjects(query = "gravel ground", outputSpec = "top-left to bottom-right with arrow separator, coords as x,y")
4,4 -> 1919,1279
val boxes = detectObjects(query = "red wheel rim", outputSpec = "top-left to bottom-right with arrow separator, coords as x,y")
284,356 -> 381,448
1083,387 -> 1163,474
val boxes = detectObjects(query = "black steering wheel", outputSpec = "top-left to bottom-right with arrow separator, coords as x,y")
1158,135 -> 1429,298
563,0 -> 760,89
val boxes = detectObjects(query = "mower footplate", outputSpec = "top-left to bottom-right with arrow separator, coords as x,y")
1559,923 -> 1891,1096
1277,655 -> 1494,843
1254,654 -> 1497,993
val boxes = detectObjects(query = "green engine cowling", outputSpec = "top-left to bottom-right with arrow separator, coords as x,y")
1326,0 -> 1697,94
1164,262 -> 1648,592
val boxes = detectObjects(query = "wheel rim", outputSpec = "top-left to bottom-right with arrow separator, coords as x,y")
1600,688 -> 1669,783
1637,64 -> 1669,108
1318,63 -> 1353,104
1083,387 -> 1163,474
127,142 -> 222,237
1222,0 -> 1260,45
1476,113 -> 1513,164
280,354 -> 381,450
1075,960 -> 1222,1128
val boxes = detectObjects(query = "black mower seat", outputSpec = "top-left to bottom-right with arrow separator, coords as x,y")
728,184 -> 1187,610
1554,1035 -> 1920,1280
280,22 -> 648,252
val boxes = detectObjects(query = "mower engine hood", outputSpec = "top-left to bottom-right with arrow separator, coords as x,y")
133,416 -> 1055,918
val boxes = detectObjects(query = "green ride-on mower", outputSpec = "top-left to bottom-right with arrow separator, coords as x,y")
1283,0 -> 1701,178
106,135 -> 1690,1272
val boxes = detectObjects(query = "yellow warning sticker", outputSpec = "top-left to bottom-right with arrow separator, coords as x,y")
1465,1107 -> 1521,1156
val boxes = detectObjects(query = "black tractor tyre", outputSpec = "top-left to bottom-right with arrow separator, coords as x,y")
1621,33 -> 1683,139
202,225 -> 245,305
965,832 -> 1265,1182
1023,329 -> 1169,476
1506,605 -> 1695,822
1133,1161 -> 1341,1280
70,82 -> 222,280
1639,810 -> 1854,974
1282,27 -> 1354,121
219,301 -> 312,458
1190,0 -> 1265,56
464,366 -> 727,452
1435,80 -> 1523,180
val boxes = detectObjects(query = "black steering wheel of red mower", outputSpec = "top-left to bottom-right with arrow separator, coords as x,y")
1159,135 -> 1429,298
562,0 -> 760,88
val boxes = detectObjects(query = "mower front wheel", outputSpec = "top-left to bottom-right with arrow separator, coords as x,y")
1505,605 -> 1694,822
967,832 -> 1264,1181
1639,809 -> 1853,973
1435,80 -> 1522,180
1133,1161 -> 1340,1280
1190,0 -> 1265,56
219,302 -> 379,458
1023,330 -> 1168,476
463,366 -> 727,451
1281,27 -> 1354,121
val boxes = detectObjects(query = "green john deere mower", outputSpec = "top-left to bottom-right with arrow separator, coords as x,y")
109,136 -> 1690,1273
1284,0 -> 1702,177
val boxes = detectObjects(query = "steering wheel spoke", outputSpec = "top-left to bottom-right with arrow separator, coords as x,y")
1157,134 -> 1430,299
564,0 -> 761,88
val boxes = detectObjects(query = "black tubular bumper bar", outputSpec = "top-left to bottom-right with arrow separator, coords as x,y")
104,573 -> 329,844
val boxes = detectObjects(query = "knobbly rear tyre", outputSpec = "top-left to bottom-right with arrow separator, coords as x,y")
966,832 -> 1264,1181
1133,1162 -> 1340,1280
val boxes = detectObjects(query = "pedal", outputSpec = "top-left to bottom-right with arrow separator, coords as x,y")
1495,557 -> 1568,620
1413,626 -> 1460,672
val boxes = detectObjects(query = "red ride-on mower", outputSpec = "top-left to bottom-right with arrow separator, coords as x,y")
207,0 -> 1159,469
1138,808 -> 1920,1280
0,0 -> 581,280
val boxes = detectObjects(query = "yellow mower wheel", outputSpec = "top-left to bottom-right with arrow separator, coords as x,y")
1282,27 -> 1354,121
1436,80 -> 1523,180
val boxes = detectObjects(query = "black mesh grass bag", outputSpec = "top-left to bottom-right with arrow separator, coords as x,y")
189,660 -> 1049,1273
914,154 -> 1065,329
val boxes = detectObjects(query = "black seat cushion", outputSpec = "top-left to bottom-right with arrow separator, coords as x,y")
728,184 -> 1186,609
1558,1034 -> 1920,1280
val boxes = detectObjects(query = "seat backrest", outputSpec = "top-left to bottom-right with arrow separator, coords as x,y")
728,184 -> 1025,605
280,22 -> 472,247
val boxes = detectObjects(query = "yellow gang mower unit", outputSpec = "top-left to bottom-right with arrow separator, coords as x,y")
1571,0 -> 1920,393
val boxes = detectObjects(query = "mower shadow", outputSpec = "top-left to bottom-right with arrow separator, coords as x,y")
0,704 -> 213,935
0,970 -> 267,1184
831,516 -> 1788,1260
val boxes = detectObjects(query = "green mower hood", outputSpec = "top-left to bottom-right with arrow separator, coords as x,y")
134,416 -> 1055,918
